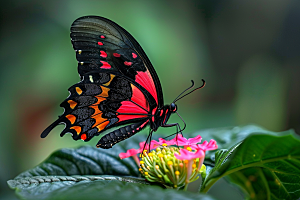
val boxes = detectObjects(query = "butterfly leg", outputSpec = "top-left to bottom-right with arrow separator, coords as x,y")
161,123 -> 184,147
161,123 -> 184,137
142,129 -> 153,153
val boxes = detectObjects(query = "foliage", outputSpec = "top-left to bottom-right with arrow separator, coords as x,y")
8,125 -> 300,200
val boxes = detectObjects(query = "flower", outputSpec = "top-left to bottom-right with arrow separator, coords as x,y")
169,134 -> 202,147
175,147 -> 206,185
119,148 -> 142,165
118,134 -> 218,189
138,140 -> 158,150
174,148 -> 205,160
191,139 -> 218,151
150,137 -> 175,146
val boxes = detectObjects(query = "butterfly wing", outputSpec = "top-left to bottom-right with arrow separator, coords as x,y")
41,72 -> 151,142
41,16 -> 163,147
71,15 -> 163,108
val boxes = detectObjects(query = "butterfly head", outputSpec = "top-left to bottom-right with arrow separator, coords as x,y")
169,102 -> 177,113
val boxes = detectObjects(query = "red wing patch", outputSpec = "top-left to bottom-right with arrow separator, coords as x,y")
135,69 -> 158,104
116,84 -> 149,122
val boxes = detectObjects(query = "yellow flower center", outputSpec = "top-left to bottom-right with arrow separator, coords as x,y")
186,147 -> 192,151
148,152 -> 153,157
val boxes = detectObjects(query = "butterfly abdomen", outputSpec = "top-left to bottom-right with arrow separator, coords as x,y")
96,120 -> 149,149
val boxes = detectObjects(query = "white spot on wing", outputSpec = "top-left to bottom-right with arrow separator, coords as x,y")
89,75 -> 94,83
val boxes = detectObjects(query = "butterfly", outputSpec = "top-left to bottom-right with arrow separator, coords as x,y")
41,16 -> 205,149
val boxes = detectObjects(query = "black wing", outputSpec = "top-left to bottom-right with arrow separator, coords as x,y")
71,15 -> 163,108
41,16 -> 164,147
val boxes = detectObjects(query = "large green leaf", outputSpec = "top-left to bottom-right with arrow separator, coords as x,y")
8,176 -> 216,200
10,125 -> 298,199
7,137 -> 143,199
201,132 -> 300,200
8,133 -> 216,200
192,125 -> 292,164
14,145 -> 140,179
7,175 -> 147,200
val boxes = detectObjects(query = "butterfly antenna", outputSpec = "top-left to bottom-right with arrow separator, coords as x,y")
173,80 -> 195,103
174,79 -> 206,103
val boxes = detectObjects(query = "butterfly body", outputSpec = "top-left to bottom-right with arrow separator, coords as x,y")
41,16 -> 183,149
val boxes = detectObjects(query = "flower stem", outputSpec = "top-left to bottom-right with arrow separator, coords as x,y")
183,183 -> 189,191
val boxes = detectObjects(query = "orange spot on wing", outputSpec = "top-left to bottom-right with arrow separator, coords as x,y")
91,113 -> 108,131
68,100 -> 77,109
76,87 -> 82,95
66,114 -> 76,124
95,120 -> 109,132
103,74 -> 115,86
90,105 -> 103,116
70,126 -> 81,135
92,96 -> 106,105
99,86 -> 109,97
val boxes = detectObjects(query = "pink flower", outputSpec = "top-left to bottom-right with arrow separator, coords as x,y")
119,140 -> 159,164
192,139 -> 218,151
174,148 -> 205,161
174,148 -> 206,184
119,148 -> 141,165
119,148 -> 141,159
169,134 -> 202,147
138,140 -> 157,151
119,134 -> 218,188
151,137 -> 176,146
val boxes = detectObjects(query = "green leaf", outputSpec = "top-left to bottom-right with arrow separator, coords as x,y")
201,131 -> 300,200
8,175 -> 216,200
7,175 -> 146,200
191,125 -> 292,164
7,139 -> 145,199
11,125 -> 297,199
9,135 -> 216,200
14,145 -> 140,179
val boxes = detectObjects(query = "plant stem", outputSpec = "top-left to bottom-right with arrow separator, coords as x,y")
183,183 -> 189,191
200,179 -> 216,193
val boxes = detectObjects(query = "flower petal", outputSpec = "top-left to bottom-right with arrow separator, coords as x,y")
196,139 -> 218,151
175,148 -> 205,160
170,134 -> 202,146
187,135 -> 202,144
119,148 -> 140,159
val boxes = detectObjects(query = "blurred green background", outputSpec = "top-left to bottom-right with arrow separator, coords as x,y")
1,0 -> 300,199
